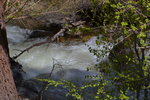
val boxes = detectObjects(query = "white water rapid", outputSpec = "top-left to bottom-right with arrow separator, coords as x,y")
9,25 -> 144,100
7,26 -> 99,78
7,26 -> 148,100
7,25 -> 111,80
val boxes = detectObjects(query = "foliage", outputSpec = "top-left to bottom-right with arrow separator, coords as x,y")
37,0 -> 150,100
86,0 -> 150,100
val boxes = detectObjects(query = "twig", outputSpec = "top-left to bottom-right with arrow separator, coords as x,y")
50,20 -> 86,41
12,20 -> 86,59
13,41 -> 49,59
137,46 -> 150,49
134,32 -> 141,62
38,58 -> 63,100
6,0 -> 29,23
116,32 -> 133,44
4,0 -> 19,13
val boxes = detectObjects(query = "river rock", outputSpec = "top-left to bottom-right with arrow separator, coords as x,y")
19,69 -> 98,100
10,58 -> 24,87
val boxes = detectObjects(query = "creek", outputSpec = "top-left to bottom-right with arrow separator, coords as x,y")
6,25 -> 148,100
6,25 -> 112,99
7,25 -> 100,78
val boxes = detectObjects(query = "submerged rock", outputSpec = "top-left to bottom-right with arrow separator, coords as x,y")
19,69 -> 98,100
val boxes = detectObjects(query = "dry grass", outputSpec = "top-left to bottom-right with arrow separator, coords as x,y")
4,0 -> 92,29
5,0 -> 91,20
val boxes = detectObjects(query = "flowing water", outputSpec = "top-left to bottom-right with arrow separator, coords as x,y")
7,25 -> 106,99
7,25 -> 108,79
7,25 -> 148,100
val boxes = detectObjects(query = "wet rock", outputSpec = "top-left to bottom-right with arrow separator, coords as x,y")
29,30 -> 52,39
10,58 -> 24,87
19,74 -> 75,100
19,69 -> 98,100
28,23 -> 62,39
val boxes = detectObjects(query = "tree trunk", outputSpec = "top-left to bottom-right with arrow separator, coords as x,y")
0,46 -> 19,100
0,1 -> 19,100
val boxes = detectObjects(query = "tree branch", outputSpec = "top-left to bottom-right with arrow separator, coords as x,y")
13,20 -> 86,59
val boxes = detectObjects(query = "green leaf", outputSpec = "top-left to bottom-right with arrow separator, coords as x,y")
115,15 -> 120,19
131,25 -> 137,31
140,39 -> 146,46
96,40 -> 101,45
6,15 -> 15,19
111,4 -> 117,8
140,24 -> 147,29
137,32 -> 146,38
121,22 -> 128,26
145,19 -> 149,23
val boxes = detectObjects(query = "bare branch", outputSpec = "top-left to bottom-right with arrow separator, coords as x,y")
13,41 -> 49,59
13,20 -> 86,59
51,20 -> 86,41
